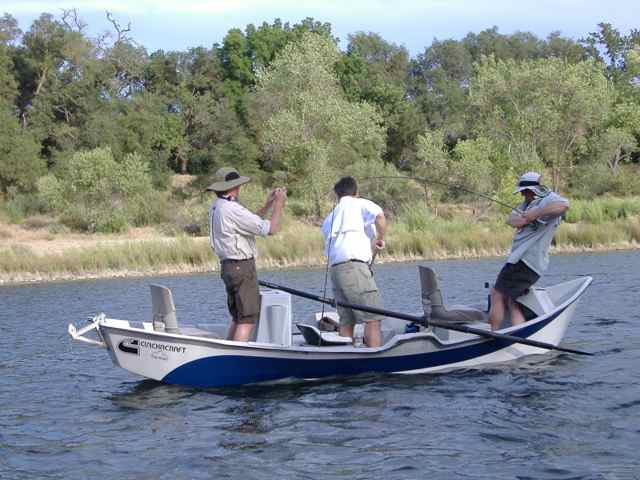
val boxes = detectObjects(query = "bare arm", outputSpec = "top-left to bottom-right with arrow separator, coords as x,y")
268,188 -> 287,235
373,212 -> 386,250
524,201 -> 569,223
506,210 -> 522,228
510,202 -> 569,228
257,190 -> 276,218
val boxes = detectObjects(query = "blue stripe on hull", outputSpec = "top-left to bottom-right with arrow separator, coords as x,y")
163,308 -> 563,388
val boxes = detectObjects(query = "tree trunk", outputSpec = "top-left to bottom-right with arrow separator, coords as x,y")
35,65 -> 49,96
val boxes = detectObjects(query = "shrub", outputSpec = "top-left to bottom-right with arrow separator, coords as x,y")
396,203 -> 434,232
37,148 -> 160,233
3,192 -> 48,223
170,199 -> 210,237
565,197 -> 640,224
627,218 -> 640,242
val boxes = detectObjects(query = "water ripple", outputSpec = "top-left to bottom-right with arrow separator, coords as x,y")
2,252 -> 640,479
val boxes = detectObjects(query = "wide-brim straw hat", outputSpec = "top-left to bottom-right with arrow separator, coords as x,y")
206,167 -> 251,192
513,171 -> 545,195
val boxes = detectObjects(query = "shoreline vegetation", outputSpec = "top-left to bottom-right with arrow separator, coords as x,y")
2,200 -> 639,286
2,14 -> 640,287
2,241 -> 638,287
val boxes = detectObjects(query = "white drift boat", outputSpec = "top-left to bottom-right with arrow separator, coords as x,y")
68,266 -> 592,388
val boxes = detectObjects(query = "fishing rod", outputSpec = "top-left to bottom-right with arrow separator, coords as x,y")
360,175 -> 521,212
258,280 -> 593,356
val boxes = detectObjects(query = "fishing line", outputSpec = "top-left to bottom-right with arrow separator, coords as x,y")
320,201 -> 337,319
360,175 -> 521,212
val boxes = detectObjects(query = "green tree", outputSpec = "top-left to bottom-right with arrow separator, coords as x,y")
0,45 -> 18,105
451,137 -> 499,198
469,57 -> 614,188
103,39 -> 148,98
410,38 -> 472,137
77,92 -> 178,187
182,46 -> 225,97
220,18 -> 335,123
410,27 -> 587,141
8,12 -> 109,162
14,14 -> 68,119
0,13 -> 21,45
337,32 -> 420,168
0,14 -> 20,104
543,31 -> 589,62
116,93 -> 178,186
591,127 -> 637,174
176,92 -> 259,175
581,23 -> 640,79
414,129 -> 451,203
253,32 -> 385,215
0,103 -> 45,193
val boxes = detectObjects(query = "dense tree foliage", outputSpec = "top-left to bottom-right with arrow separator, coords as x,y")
253,33 -> 386,215
0,10 -> 639,231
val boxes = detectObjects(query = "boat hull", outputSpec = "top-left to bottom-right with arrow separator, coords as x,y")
69,276 -> 591,388
98,301 -> 572,388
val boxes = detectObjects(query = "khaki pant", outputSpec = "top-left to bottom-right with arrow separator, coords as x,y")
331,261 -> 384,326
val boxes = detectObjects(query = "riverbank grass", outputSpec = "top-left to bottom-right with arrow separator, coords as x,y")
1,197 -> 639,284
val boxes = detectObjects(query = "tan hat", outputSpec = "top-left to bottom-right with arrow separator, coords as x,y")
206,167 -> 250,192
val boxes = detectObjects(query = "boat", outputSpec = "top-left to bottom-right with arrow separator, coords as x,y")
67,266 -> 592,388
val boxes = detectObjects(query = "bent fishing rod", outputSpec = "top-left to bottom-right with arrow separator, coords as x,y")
361,175 -> 521,212
258,279 -> 593,356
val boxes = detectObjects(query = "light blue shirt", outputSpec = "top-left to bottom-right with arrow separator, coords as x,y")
507,191 -> 569,275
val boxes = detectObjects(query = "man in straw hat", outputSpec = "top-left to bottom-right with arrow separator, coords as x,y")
207,167 -> 287,341
489,171 -> 569,330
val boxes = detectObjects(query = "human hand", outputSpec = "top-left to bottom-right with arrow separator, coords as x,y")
264,189 -> 277,208
510,213 -> 528,229
522,208 -> 538,224
274,187 -> 287,204
373,239 -> 385,251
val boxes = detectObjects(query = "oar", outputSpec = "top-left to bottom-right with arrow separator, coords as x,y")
258,280 -> 593,356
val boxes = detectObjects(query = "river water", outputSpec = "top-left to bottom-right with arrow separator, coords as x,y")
1,251 -> 639,479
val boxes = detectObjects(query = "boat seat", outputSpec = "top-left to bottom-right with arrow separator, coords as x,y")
296,323 -> 353,346
419,266 -> 488,324
251,290 -> 293,346
150,284 -> 180,333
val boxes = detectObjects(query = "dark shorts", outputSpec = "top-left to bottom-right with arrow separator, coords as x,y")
221,258 -> 260,324
494,260 -> 540,300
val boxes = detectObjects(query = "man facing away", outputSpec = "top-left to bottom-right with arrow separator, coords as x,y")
207,167 -> 287,342
489,171 -> 569,331
321,176 -> 387,347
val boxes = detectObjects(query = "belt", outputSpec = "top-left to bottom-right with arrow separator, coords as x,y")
221,257 -> 254,264
331,259 -> 368,267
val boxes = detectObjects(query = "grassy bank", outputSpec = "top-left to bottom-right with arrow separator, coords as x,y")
2,197 -> 640,285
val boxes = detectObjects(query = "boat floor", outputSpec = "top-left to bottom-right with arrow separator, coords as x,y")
129,320 -> 494,352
